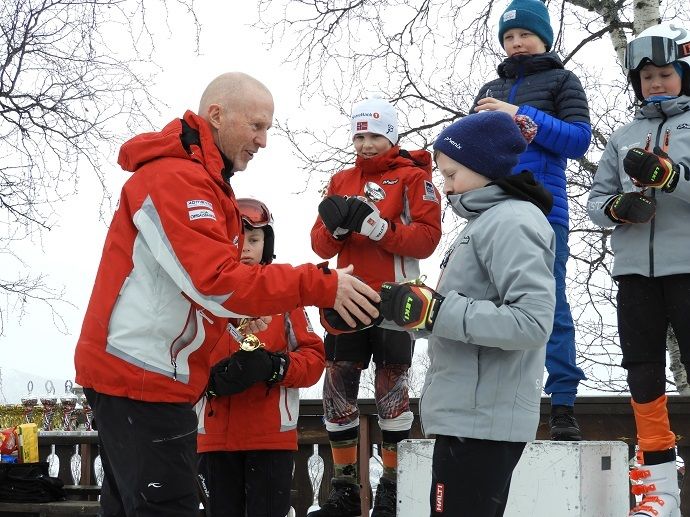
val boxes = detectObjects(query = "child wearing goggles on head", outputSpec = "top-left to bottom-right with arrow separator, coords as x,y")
587,21 -> 690,517
196,198 -> 325,517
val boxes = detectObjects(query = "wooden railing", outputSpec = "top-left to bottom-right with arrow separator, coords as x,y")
2,396 -> 689,517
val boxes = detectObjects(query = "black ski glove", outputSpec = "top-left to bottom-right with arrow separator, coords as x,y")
207,349 -> 290,397
605,192 -> 656,224
318,195 -> 351,239
319,306 -> 383,335
623,147 -> 680,192
340,197 -> 388,241
380,282 -> 444,331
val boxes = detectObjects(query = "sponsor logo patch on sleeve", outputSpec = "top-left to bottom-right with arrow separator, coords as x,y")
187,199 -> 213,210
189,209 -> 217,221
187,200 -> 216,221
423,180 -> 439,202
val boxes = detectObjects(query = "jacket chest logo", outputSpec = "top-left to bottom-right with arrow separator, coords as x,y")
423,180 -> 438,203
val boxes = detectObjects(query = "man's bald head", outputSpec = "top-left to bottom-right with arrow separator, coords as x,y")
199,72 -> 274,174
198,72 -> 272,118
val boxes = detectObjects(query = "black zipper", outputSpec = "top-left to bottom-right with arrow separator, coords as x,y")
648,104 -> 669,278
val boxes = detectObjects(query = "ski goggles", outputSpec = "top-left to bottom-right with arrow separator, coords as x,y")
625,35 -> 690,70
237,198 -> 273,228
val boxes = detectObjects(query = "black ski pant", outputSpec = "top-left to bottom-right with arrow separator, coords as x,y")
84,388 -> 199,517
430,435 -> 525,517
198,449 -> 294,517
616,274 -> 690,402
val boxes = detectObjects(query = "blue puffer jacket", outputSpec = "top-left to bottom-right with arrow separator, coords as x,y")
472,52 -> 592,229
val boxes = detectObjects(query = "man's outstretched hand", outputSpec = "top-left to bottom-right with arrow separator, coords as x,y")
332,265 -> 381,329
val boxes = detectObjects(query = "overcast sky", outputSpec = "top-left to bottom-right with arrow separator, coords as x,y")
0,1 -> 443,392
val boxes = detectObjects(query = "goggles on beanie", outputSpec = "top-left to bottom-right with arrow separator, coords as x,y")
625,35 -> 690,70
236,198 -> 273,228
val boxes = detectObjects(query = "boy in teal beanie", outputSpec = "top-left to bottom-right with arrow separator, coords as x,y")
498,0 -> 553,50
473,0 -> 592,441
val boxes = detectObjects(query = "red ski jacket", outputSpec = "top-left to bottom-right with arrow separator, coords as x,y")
311,146 -> 442,290
75,111 -> 337,403
197,308 -> 324,451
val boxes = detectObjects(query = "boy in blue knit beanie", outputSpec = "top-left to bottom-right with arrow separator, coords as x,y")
472,0 -> 592,441
379,111 -> 557,516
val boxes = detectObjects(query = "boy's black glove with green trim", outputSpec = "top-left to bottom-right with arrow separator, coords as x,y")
623,147 -> 680,192
379,282 -> 444,331
605,192 -> 656,224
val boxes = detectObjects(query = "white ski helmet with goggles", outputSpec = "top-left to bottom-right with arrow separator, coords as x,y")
237,197 -> 275,265
625,22 -> 690,101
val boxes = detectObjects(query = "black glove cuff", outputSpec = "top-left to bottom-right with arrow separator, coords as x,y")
604,196 -> 622,224
426,294 -> 445,331
663,165 -> 681,193
266,352 -> 290,385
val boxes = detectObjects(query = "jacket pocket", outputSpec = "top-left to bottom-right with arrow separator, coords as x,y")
279,387 -> 299,431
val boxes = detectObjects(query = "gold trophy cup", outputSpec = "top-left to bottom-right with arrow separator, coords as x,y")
237,318 -> 266,352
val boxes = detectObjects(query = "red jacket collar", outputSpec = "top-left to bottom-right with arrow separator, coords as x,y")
355,145 -> 432,177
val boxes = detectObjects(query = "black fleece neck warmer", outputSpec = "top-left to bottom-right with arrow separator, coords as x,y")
491,170 -> 554,216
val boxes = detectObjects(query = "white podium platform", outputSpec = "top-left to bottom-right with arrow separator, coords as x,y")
397,439 -> 630,516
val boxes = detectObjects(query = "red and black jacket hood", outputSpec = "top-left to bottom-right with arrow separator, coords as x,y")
117,110 -> 230,187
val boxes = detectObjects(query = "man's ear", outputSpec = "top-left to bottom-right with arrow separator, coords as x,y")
206,103 -> 222,129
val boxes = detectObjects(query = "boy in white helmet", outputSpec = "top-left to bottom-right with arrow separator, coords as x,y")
587,21 -> 690,517
309,96 -> 442,517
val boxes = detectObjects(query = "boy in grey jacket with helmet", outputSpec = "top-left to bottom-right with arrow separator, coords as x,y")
587,21 -> 690,517
380,110 -> 556,517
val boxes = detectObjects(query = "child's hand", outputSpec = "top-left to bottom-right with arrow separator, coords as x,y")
379,282 -> 444,331
474,97 -> 519,116
605,192 -> 656,224
242,316 -> 272,335
341,197 -> 388,241
623,147 -> 679,192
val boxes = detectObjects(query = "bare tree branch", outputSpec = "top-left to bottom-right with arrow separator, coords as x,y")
256,0 -> 690,392
0,0 -> 199,333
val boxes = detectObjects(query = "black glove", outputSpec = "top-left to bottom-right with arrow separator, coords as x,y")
207,349 -> 290,397
319,306 -> 383,335
623,147 -> 680,192
379,282 -> 444,331
340,197 -> 388,241
605,192 -> 656,224
318,195 -> 351,238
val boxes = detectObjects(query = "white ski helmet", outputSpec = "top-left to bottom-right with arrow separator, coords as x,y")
625,22 -> 690,101
237,197 -> 275,264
